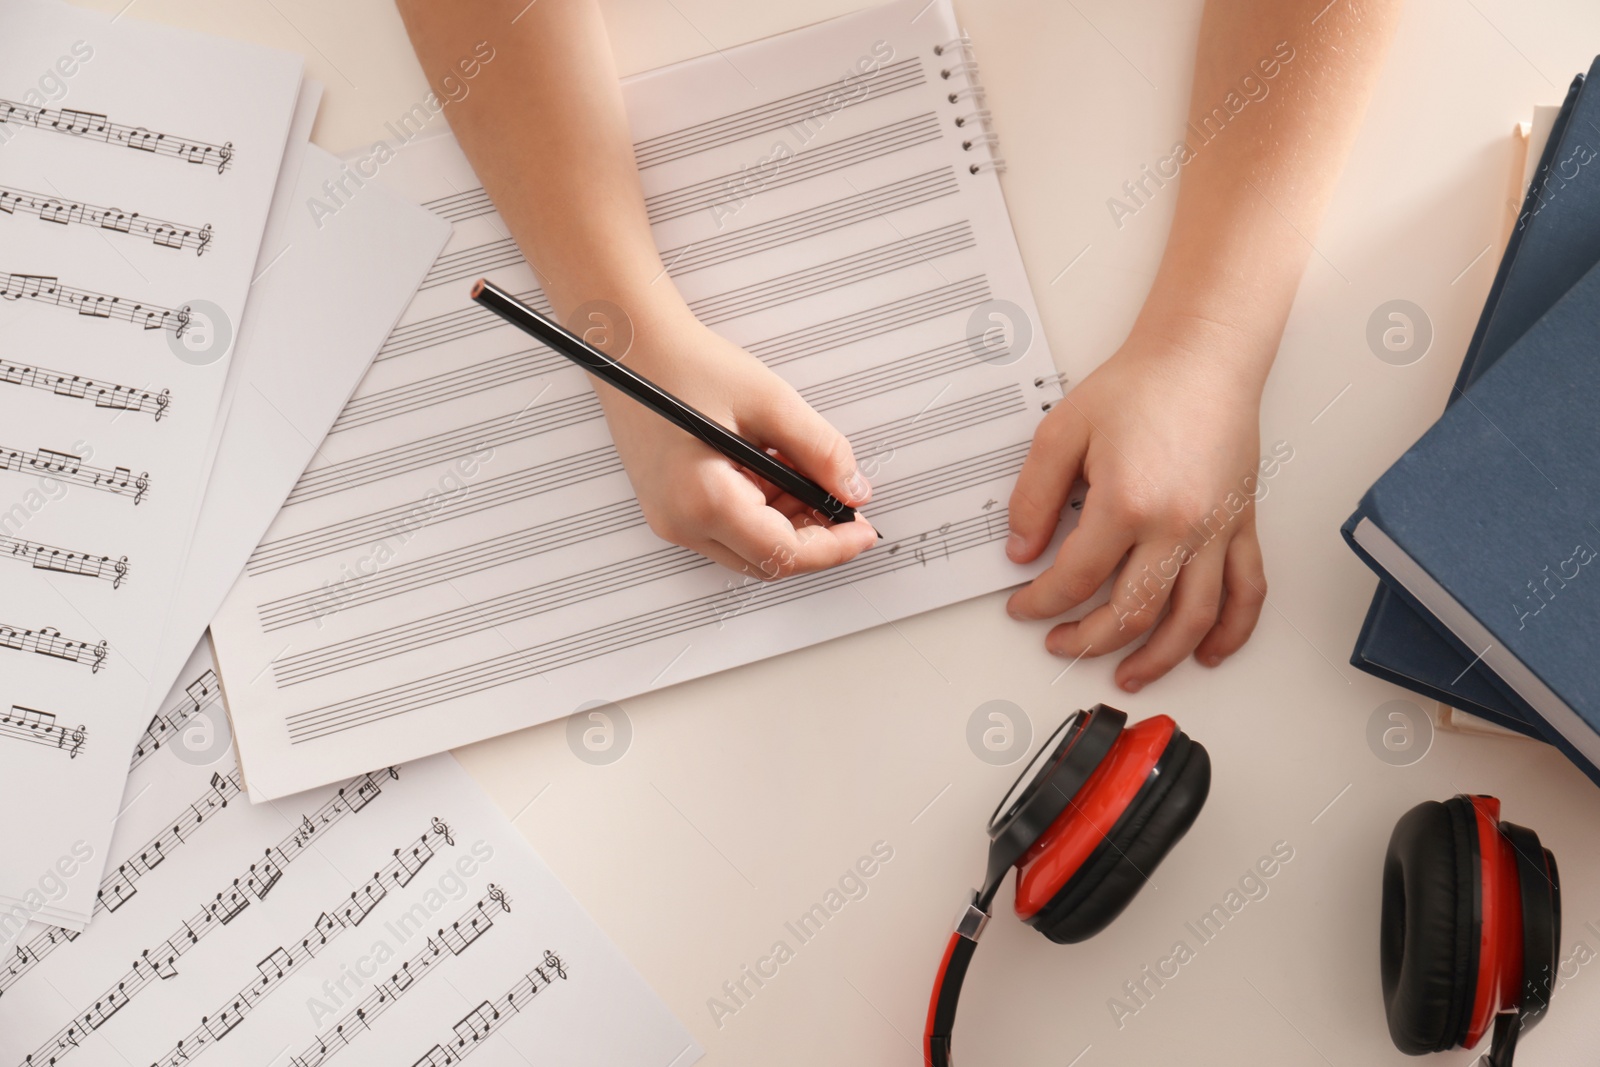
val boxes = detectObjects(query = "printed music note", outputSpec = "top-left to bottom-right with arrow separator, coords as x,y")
0,270 -> 191,335
0,97 -> 235,172
0,705 -> 89,759
2,532 -> 132,586
0,440 -> 151,502
0,623 -> 109,671
0,354 -> 172,418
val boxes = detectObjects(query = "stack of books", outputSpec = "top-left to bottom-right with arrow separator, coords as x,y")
1345,58 -> 1600,786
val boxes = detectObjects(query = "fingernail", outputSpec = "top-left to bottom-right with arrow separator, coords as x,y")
1005,532 -> 1026,560
1007,604 -> 1024,620
1202,654 -> 1223,667
1121,678 -> 1143,693
842,468 -> 870,501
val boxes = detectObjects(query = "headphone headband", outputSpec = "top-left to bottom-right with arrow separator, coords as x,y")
978,705 -> 1124,904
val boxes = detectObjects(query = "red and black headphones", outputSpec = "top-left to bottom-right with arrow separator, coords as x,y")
925,705 -> 1211,1066
925,706 -> 1563,1067
1381,795 -> 1560,1066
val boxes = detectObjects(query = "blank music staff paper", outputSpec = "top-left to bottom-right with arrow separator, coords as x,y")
211,0 -> 1069,799
0,0 -> 303,925
0,645 -> 702,1067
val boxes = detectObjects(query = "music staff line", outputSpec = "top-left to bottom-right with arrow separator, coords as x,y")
96,770 -> 244,917
375,271 -> 987,375
21,769 -> 408,1064
248,450 -> 624,575
269,393 -> 1021,683
284,887 -> 512,1067
146,820 -> 461,1067
249,376 -> 1017,578
260,439 -> 1030,634
2,356 -> 171,420
0,183 -> 212,255
0,443 -> 148,504
293,343 -> 1009,528
130,670 -> 220,771
418,110 -> 941,231
687,221 -> 976,327
406,950 -> 568,1067
286,510 -> 1012,743
0,99 -> 234,173
631,55 -> 926,169
0,706 -> 86,759
0,272 -> 191,337
645,113 -> 944,225
415,166 -> 959,296
2,533 -> 128,588
0,623 -> 106,673
0,764 -> 381,1002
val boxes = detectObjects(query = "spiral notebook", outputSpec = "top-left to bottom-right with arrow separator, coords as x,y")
210,0 -> 1069,799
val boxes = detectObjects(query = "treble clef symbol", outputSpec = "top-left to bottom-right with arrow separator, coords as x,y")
89,640 -> 107,674
68,727 -> 85,759
133,471 -> 149,505
195,223 -> 213,257
111,556 -> 128,589
216,142 -> 234,174
154,388 -> 171,422
487,884 -> 510,913
431,816 -> 455,847
173,305 -> 191,340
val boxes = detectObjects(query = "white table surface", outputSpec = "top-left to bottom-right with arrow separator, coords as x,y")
81,0 -> 1600,1062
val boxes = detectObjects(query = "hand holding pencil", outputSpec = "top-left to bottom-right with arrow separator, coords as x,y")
474,282 -> 878,579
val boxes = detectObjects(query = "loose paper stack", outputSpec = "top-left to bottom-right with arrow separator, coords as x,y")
0,0 -> 449,929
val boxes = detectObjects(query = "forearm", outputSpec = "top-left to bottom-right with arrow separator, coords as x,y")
1134,0 -> 1403,392
395,0 -> 687,328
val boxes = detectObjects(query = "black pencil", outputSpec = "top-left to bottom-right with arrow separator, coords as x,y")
471,279 -> 865,527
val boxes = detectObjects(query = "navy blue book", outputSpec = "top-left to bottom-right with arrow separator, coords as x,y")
1352,64 -> 1600,730
1343,250 -> 1600,787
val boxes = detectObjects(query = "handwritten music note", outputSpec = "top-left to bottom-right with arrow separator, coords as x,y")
2,533 -> 130,586
0,184 -> 214,255
0,706 -> 89,759
0,271 -> 192,335
0,98 -> 235,173
0,441 -> 150,503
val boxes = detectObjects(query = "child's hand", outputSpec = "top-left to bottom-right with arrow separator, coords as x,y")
596,310 -> 877,578
1003,325 -> 1268,690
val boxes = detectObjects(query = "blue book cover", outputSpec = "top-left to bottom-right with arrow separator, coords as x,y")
1343,251 -> 1600,787
1353,64 -> 1599,728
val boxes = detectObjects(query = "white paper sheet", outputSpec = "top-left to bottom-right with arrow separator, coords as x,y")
139,80 -> 326,705
211,0 -> 1069,800
0,0 -> 303,920
146,141 -> 452,706
0,645 -> 702,1067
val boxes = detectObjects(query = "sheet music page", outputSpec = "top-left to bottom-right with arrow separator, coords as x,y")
146,143 -> 452,707
0,0 -> 303,920
0,645 -> 702,1067
212,0 -> 1072,800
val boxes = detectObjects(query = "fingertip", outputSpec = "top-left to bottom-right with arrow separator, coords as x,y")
841,467 -> 872,506
1005,531 -> 1033,562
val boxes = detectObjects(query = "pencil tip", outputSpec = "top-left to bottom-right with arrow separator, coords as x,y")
470,279 -> 486,299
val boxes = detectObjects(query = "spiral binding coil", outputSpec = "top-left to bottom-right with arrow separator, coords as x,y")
935,32 -> 1005,175
1035,371 -> 1068,412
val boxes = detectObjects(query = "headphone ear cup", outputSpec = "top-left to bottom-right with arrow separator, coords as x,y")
1028,731 -> 1210,945
1380,798 -> 1480,1053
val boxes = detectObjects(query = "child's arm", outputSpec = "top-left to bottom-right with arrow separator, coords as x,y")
395,0 -> 876,579
1005,0 -> 1403,690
